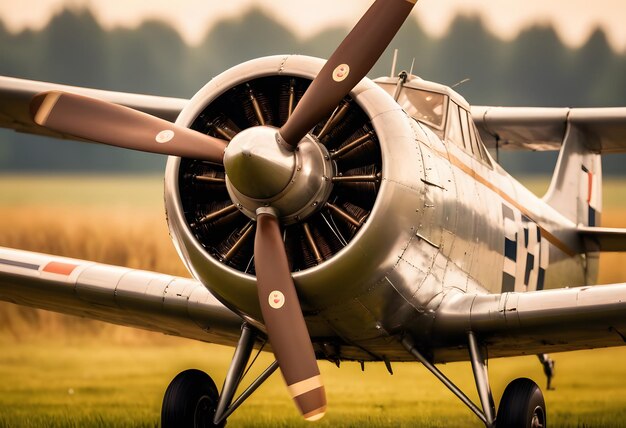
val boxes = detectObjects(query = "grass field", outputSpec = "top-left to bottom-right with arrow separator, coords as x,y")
1,175 -> 626,427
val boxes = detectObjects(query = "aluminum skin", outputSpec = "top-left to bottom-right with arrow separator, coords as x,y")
164,57 -> 597,363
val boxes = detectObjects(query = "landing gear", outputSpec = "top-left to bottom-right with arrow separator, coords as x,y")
402,332 -> 548,428
161,369 -> 222,428
537,354 -> 556,390
497,378 -> 546,428
161,323 -> 279,427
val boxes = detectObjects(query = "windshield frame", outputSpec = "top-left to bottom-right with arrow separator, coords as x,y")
376,82 -> 448,136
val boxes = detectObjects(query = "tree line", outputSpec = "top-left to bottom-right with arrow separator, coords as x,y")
0,7 -> 624,174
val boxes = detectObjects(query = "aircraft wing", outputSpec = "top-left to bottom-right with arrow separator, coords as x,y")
579,226 -> 626,252
471,106 -> 626,153
0,76 -> 187,141
433,284 -> 626,361
0,246 -> 244,346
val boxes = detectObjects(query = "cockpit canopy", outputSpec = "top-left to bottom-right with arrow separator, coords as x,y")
397,87 -> 447,136
375,75 -> 491,166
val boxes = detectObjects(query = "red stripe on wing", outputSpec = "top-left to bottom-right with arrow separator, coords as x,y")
43,262 -> 79,276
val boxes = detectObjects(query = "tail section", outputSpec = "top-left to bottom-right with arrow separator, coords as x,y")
473,106 -> 626,285
475,106 -> 626,226
543,122 -> 602,227
544,121 -> 603,285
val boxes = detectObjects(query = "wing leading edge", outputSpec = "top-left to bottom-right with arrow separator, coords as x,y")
0,246 -> 243,346
432,284 -> 626,362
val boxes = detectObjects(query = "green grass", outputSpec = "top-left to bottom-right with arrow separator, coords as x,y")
2,338 -> 626,427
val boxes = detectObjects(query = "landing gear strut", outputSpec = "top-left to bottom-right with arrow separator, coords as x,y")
403,332 -> 547,427
161,323 -> 279,427
537,353 -> 556,390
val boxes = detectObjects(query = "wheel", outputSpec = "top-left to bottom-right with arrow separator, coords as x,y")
496,377 -> 546,428
161,369 -> 224,428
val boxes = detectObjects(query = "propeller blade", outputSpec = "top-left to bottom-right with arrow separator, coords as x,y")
254,209 -> 326,421
279,0 -> 417,147
30,91 -> 227,163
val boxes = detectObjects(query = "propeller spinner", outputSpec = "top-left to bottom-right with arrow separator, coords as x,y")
29,0 -> 418,420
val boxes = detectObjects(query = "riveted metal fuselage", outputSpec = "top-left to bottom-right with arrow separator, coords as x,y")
164,56 -> 588,363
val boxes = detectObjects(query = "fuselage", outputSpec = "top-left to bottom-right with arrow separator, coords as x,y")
164,56 -> 593,364
377,74 -> 590,296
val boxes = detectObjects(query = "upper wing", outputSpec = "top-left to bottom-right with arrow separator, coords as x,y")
0,246 -> 243,346
471,106 -> 626,153
433,284 -> 626,362
0,76 -> 187,141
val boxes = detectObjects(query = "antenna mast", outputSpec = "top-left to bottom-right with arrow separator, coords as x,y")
390,49 -> 399,78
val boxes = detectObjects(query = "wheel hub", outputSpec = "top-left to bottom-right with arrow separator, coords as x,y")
531,405 -> 545,428
224,126 -> 335,225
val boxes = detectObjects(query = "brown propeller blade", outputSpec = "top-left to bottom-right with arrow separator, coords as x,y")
279,0 -> 417,147
254,209 -> 326,421
30,91 -> 227,163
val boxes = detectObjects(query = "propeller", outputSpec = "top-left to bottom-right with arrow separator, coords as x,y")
254,208 -> 326,420
30,91 -> 227,163
279,0 -> 417,148
29,0 -> 418,420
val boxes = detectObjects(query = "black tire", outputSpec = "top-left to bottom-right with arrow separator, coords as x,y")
496,377 -> 546,428
161,369 -> 224,428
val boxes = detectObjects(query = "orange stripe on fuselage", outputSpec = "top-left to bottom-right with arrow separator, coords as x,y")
429,146 -> 576,257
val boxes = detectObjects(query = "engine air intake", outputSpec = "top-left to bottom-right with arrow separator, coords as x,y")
178,75 -> 382,274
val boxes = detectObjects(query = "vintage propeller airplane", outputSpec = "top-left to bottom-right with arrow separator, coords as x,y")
1,0 -> 626,426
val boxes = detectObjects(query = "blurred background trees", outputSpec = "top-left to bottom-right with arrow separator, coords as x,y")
1,8 -> 624,175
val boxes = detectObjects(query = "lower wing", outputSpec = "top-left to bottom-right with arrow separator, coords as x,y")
433,284 -> 626,362
0,246 -> 243,346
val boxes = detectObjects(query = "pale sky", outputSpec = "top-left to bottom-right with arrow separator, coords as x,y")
1,0 -> 625,52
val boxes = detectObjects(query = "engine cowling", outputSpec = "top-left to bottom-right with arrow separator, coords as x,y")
164,55 -> 428,330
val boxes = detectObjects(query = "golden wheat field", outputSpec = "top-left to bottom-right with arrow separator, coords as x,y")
1,175 -> 626,427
